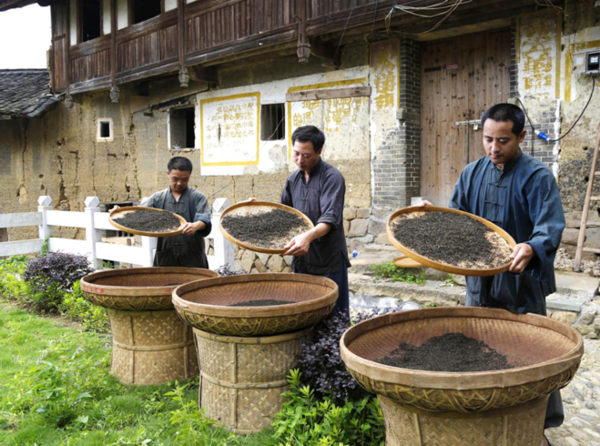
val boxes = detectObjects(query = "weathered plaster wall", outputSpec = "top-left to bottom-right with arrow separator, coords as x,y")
0,42 -> 391,245
556,0 -> 600,213
514,1 -> 600,215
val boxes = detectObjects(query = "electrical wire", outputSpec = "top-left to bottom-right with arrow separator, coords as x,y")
520,75 -> 596,143
385,0 -> 472,35
516,97 -> 537,156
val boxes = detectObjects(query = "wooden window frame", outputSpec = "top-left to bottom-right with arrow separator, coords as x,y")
128,0 -> 165,26
77,0 -> 104,44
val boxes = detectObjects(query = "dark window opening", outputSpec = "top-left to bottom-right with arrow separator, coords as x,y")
81,0 -> 101,42
99,120 -> 111,138
261,103 -> 285,141
170,108 -> 196,149
132,0 -> 161,24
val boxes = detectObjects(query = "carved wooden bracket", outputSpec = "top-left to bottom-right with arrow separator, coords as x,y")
110,86 -> 120,103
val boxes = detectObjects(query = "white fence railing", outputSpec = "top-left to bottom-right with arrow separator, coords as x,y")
0,195 -> 234,271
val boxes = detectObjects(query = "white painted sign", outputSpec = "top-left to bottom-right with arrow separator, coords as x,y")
200,93 -> 260,170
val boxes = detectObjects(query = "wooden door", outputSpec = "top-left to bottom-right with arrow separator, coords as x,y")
420,30 -> 511,206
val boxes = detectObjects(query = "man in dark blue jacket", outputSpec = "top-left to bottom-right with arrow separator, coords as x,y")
448,104 -> 565,445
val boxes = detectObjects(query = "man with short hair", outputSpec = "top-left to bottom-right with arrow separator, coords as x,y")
144,156 -> 211,268
448,103 -> 565,445
281,125 -> 350,315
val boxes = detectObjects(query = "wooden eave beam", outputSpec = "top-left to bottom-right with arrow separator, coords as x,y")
286,86 -> 371,102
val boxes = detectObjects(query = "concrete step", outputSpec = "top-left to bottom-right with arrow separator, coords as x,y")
554,271 -> 598,300
349,273 -> 465,308
347,246 -> 599,317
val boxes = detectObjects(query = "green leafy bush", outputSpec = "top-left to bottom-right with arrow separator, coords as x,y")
370,262 -> 426,284
6,336 -> 113,428
272,370 -> 384,446
60,281 -> 110,332
299,309 -> 396,403
0,255 -> 29,302
23,252 -> 94,312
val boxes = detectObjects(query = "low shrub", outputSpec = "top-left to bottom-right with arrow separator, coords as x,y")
370,262 -> 426,284
5,335 -> 113,428
23,252 -> 94,312
60,281 -> 109,332
0,255 -> 29,302
272,369 -> 384,446
298,311 -> 365,402
298,309 -> 396,403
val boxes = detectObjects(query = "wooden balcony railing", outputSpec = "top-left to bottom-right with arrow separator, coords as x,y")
50,0 -> 396,96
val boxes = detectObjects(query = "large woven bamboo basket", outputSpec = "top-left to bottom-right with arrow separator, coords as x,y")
81,267 -> 219,385
172,273 -> 338,336
194,327 -> 311,434
340,307 -> 583,446
80,267 -> 219,310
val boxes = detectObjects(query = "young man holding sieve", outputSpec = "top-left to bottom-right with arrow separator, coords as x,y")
422,103 -> 565,446
143,156 -> 212,268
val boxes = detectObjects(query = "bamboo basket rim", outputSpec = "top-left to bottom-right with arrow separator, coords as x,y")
386,206 -> 517,277
80,267 -> 219,297
109,206 -> 187,237
193,326 -> 313,343
393,256 -> 423,268
172,273 -> 338,317
219,200 -> 314,254
340,307 -> 584,391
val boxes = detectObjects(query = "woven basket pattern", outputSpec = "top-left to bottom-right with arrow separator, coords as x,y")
344,312 -> 581,411
180,280 -> 331,305
195,328 -> 309,433
178,304 -> 333,336
349,366 -> 576,412
108,309 -> 198,385
348,316 -> 576,367
81,268 -> 219,310
86,294 -> 173,311
173,274 -> 338,336
379,395 -> 547,446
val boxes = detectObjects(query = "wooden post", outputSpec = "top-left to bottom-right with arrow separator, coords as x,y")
296,0 -> 310,63
38,195 -> 53,242
209,198 -> 234,270
177,0 -> 189,87
84,196 -> 103,270
110,0 -> 120,102
64,2 -> 73,108
574,122 -> 600,271
141,236 -> 157,267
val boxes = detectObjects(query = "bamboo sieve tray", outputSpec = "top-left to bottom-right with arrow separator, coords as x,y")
219,201 -> 314,254
109,206 -> 186,237
386,206 -> 517,277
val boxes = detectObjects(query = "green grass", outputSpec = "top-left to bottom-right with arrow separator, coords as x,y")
0,304 -> 276,446
369,262 -> 426,284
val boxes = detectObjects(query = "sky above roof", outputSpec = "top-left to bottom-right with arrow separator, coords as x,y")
0,4 -> 51,69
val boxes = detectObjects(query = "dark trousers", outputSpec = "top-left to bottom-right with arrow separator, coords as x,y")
465,290 -> 564,429
293,252 -> 349,317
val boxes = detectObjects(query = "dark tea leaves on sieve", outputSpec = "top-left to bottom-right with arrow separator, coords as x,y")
378,332 -> 514,372
229,299 -> 294,307
222,208 -> 310,249
113,209 -> 181,233
391,211 -> 512,269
